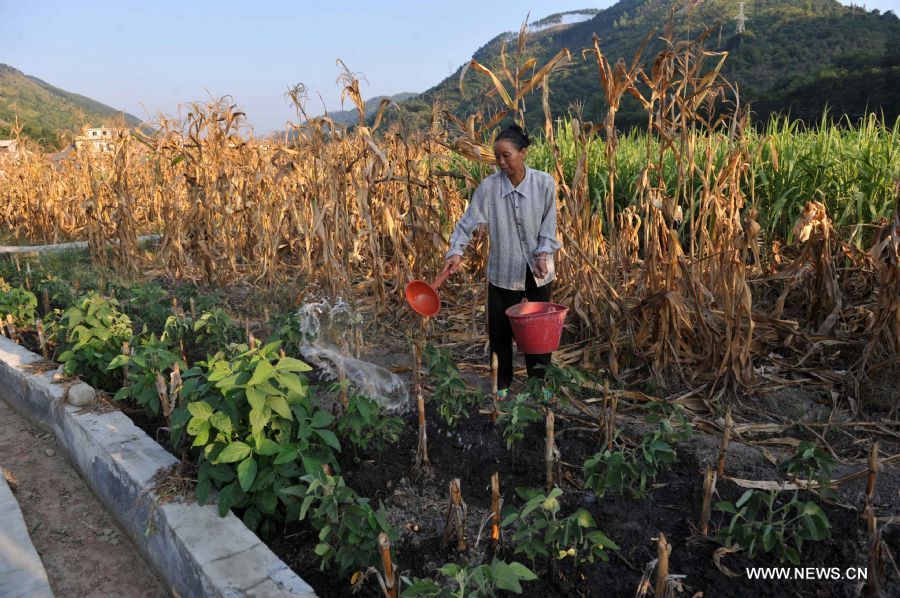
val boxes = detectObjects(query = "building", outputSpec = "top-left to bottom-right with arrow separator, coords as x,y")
74,126 -> 123,152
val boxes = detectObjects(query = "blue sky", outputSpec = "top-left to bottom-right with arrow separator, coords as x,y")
1,1 -> 897,133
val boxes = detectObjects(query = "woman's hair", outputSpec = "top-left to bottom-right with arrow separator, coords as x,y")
495,124 -> 530,151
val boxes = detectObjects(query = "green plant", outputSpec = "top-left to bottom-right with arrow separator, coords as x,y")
403,559 -> 537,597
107,334 -> 184,416
423,344 -> 481,427
496,393 -> 542,450
526,363 -> 592,400
0,285 -> 37,326
715,489 -> 831,564
298,470 -> 396,578
337,393 -> 403,455
500,487 -> 618,567
54,293 -> 132,390
36,276 -> 75,309
121,282 -> 172,333
192,308 -> 244,357
778,440 -> 835,496
179,341 -> 335,536
583,401 -> 691,499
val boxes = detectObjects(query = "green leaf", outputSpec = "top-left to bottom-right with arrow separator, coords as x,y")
277,372 -> 307,396
274,446 -> 300,465
249,407 -> 270,437
187,401 -> 214,421
106,354 -> 131,370
492,561 -> 523,593
248,359 -> 276,387
314,543 -> 331,556
209,412 -> 233,435
216,441 -> 252,463
315,429 -> 341,451
277,356 -> 312,372
267,395 -> 292,419
507,561 -> 537,581
245,387 -> 266,411
255,437 -> 281,456
237,457 -> 257,492
310,410 -> 335,428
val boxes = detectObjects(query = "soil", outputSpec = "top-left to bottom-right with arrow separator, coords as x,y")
267,350 -> 900,598
0,398 -> 167,598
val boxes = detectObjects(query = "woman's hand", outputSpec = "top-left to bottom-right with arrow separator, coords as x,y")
443,254 -> 462,275
534,254 -> 549,279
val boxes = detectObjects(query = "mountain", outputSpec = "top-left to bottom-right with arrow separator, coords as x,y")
378,0 -> 900,132
0,64 -> 142,149
324,92 -> 418,127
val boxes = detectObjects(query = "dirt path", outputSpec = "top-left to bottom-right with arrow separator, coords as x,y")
0,399 -> 167,598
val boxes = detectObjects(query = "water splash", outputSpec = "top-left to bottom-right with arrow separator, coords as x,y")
293,300 -> 409,414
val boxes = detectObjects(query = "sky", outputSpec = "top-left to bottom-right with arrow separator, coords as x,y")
1,1 -> 898,134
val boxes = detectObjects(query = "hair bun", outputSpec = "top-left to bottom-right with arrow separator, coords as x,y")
495,123 -> 531,150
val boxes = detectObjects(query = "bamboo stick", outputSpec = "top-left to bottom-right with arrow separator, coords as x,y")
655,532 -> 671,598
378,533 -> 397,598
699,465 -> 717,536
443,478 -> 467,551
490,472 -> 501,553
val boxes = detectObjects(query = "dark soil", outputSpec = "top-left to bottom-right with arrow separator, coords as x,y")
271,387 -> 900,598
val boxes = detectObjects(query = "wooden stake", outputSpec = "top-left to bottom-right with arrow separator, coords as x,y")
655,532 -> 671,598
36,319 -> 48,359
378,532 -> 398,598
864,440 -> 879,518
169,364 -> 183,408
6,315 -> 17,343
249,333 -> 257,350
415,392 -> 430,467
600,379 -> 609,444
490,472 -> 501,554
546,409 -> 556,492
442,478 -> 467,552
717,407 -> 733,477
189,297 -> 197,320
156,373 -> 170,425
606,387 -> 618,451
490,352 -> 499,422
42,288 -> 50,315
699,465 -> 717,536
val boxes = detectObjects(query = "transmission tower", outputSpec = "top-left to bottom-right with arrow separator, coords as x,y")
736,2 -> 747,34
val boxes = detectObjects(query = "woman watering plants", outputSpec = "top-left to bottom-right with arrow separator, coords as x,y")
441,124 -> 561,399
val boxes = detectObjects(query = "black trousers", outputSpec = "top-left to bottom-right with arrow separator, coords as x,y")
488,268 -> 552,390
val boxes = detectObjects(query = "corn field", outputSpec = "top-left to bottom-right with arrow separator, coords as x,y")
1,27 -> 897,403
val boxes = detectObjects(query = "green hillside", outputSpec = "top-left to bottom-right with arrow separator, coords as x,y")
0,64 -> 142,149
382,0 -> 900,131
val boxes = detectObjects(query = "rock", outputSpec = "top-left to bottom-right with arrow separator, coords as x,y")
102,528 -> 114,536
52,365 -> 66,382
67,382 -> 95,407
44,449 -> 55,457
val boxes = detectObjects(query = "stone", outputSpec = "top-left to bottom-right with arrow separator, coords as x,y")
67,382 -> 95,407
43,449 -> 55,457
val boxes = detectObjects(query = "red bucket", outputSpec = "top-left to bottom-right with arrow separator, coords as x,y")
505,302 -> 568,354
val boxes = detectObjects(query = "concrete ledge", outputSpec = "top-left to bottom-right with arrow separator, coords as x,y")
0,337 -> 316,597
0,466 -> 53,598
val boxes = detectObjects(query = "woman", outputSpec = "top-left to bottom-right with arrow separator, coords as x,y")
441,124 -> 561,398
